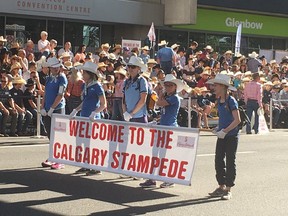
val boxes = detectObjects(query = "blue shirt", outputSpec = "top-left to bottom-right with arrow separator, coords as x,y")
160,94 -> 180,126
44,73 -> 68,111
218,96 -> 239,136
81,82 -> 104,118
123,76 -> 148,118
156,47 -> 174,62
139,54 -> 150,64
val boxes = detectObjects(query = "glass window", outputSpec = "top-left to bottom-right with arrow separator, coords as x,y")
65,21 -> 100,53
101,24 -> 115,47
159,29 -> 188,49
48,20 -> 64,47
189,32 -> 206,50
0,16 -> 4,36
273,38 -> 286,50
248,37 -> 272,51
206,34 -> 232,54
5,17 -> 46,49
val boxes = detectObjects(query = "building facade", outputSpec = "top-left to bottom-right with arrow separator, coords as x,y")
0,0 -> 287,55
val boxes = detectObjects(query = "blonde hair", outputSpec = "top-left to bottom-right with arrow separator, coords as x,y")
70,69 -> 82,83
40,31 -> 48,37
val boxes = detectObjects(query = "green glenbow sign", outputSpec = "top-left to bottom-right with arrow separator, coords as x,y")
174,8 -> 288,37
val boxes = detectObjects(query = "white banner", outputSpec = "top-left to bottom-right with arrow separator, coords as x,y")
234,23 -> 242,56
122,39 -> 141,51
49,114 -> 200,186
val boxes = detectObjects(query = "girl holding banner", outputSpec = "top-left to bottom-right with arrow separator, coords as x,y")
207,74 -> 241,200
69,61 -> 107,175
140,74 -> 184,188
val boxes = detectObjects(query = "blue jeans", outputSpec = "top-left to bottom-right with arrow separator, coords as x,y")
246,100 -> 259,133
160,61 -> 173,75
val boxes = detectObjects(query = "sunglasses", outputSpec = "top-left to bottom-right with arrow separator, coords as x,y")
128,65 -> 137,69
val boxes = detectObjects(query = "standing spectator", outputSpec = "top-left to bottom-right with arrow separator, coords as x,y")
112,44 -> 122,60
58,42 -> 74,60
0,75 -> 18,136
73,45 -> 86,64
38,31 -> 50,58
185,41 -> 198,64
220,50 -> 233,66
139,46 -> 150,64
49,39 -> 58,57
156,40 -> 175,75
24,40 -> 34,58
101,43 -> 110,56
171,44 -> 180,68
65,68 -> 84,114
111,68 -> 127,121
10,77 -> 32,136
247,51 -> 262,73
40,57 -> 67,170
244,72 -> 262,134
23,78 -> 46,135
38,61 -> 49,87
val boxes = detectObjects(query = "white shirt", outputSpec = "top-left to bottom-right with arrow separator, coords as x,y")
38,39 -> 49,53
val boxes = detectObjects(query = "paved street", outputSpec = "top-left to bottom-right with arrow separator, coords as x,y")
0,131 -> 288,216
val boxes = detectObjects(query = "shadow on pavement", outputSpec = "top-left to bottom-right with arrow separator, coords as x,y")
0,168 -> 220,216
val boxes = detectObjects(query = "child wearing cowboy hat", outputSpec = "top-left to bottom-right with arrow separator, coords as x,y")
139,74 -> 184,189
207,74 -> 241,200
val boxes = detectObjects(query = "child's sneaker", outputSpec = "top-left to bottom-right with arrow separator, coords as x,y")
51,163 -> 65,170
41,160 -> 55,168
139,179 -> 156,188
208,187 -> 226,197
160,182 -> 175,188
221,191 -> 232,200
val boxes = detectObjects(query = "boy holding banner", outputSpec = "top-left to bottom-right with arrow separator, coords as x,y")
140,74 -> 184,188
69,61 -> 107,175
207,74 -> 241,200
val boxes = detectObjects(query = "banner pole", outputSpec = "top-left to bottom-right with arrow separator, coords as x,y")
31,94 -> 45,139
269,98 -> 273,132
188,97 -> 192,128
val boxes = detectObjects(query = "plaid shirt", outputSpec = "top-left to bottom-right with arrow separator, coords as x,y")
66,79 -> 85,97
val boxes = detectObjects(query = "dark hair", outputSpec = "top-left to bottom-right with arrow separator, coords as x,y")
252,72 -> 260,80
76,44 -> 86,54
85,70 -> 98,81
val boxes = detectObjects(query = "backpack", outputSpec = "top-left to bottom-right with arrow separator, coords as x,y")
124,75 -> 156,111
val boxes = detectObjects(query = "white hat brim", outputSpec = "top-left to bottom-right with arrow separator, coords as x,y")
207,78 -> 237,91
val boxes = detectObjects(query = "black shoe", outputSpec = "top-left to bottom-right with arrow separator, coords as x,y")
10,133 -> 18,137
3,133 -> 9,137
0,133 -> 4,137
246,132 -> 252,134
75,168 -> 90,174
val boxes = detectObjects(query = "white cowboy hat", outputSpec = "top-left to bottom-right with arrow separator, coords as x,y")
99,51 -> 108,56
204,45 -> 213,51
234,71 -> 243,77
114,68 -> 127,77
147,59 -> 157,64
242,77 -> 251,82
183,83 -> 192,93
244,71 -> 252,77
263,81 -> 273,86
281,79 -> 287,84
141,71 -> 152,80
220,70 -> 228,75
158,40 -> 169,47
64,61 -> 73,70
141,46 -> 150,51
227,71 -> 234,77
60,52 -> 71,59
47,57 -> 62,68
108,53 -> 116,60
101,43 -> 110,49
127,56 -> 146,72
270,59 -> 277,65
248,51 -> 258,58
160,74 -> 184,92
12,76 -> 26,85
224,50 -> 234,55
207,74 -> 237,91
171,44 -> 180,50
0,36 -> 7,42
79,61 -> 103,78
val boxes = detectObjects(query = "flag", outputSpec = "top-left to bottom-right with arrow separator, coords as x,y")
147,22 -> 156,47
234,23 -> 242,56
